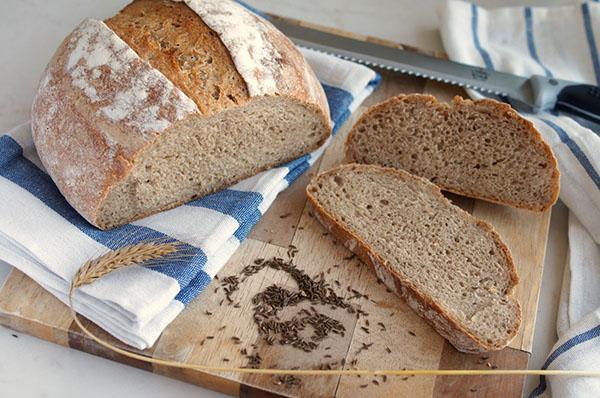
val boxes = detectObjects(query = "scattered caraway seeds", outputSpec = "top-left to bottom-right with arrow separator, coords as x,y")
356,342 -> 374,355
470,387 -> 478,393
218,325 -> 226,331
206,335 -> 214,340
372,380 -> 380,386
360,384 -> 368,388
205,310 -> 213,316
274,375 -> 301,388
385,346 -> 392,354
382,375 -> 388,383
11,334 -> 18,338
222,358 -> 229,362
219,253 -> 361,353
246,353 -> 262,369
344,254 -> 356,261
378,322 -> 386,331
408,330 -> 416,336
279,212 -> 292,219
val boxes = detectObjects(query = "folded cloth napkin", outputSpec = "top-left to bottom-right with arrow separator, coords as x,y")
440,1 -> 600,396
0,41 -> 380,349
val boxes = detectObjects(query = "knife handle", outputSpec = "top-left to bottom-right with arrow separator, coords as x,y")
555,84 -> 600,123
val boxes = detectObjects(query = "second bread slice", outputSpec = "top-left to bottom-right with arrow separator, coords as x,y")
345,94 -> 559,212
307,163 -> 521,353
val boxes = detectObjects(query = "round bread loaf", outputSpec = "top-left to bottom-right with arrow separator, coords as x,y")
31,0 -> 331,230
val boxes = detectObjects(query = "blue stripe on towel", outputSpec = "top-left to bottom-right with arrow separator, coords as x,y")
284,160 -> 312,185
471,4 -> 495,70
529,324 -> 600,397
582,3 -> 600,85
541,119 -> 600,189
175,270 -> 213,305
187,189 -> 263,225
525,7 -> 553,78
322,84 -> 355,132
282,153 -> 313,185
233,208 -> 261,241
0,135 -> 208,286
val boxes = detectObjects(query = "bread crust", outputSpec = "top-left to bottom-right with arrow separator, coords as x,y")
306,163 -> 522,353
345,94 -> 560,212
32,0 -> 331,229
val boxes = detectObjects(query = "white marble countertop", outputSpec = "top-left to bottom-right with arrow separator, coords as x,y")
0,0 -> 576,396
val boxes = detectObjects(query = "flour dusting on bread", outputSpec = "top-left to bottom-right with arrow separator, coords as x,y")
65,19 -> 198,136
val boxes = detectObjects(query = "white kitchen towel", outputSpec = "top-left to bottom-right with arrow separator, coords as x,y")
0,41 -> 380,349
440,1 -> 600,397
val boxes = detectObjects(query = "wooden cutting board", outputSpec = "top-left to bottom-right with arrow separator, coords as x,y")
0,38 -> 551,398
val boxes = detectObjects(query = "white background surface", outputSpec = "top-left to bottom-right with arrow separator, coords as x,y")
0,0 -> 579,396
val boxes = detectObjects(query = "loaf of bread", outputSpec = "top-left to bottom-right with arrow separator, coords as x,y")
307,164 -> 521,353
31,0 -> 331,229
345,94 -> 559,212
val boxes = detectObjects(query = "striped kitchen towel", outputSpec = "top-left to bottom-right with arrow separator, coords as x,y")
440,1 -> 600,397
0,44 -> 380,349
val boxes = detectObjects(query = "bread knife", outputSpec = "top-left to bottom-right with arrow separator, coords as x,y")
270,17 -> 600,128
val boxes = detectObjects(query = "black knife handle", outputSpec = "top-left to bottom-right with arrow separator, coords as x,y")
555,84 -> 600,123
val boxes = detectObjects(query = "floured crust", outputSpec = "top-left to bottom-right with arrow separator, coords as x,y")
306,164 -> 521,353
345,94 -> 560,212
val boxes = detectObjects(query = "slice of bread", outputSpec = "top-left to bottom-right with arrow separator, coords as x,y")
345,94 -> 559,212
306,164 -> 521,353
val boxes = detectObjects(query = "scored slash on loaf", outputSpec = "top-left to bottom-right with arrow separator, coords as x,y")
32,0 -> 332,230
307,164 -> 521,353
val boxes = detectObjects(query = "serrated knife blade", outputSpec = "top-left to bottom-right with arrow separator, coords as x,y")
270,17 -> 600,125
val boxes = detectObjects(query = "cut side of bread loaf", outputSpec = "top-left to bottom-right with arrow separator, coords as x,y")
32,0 -> 331,230
345,94 -> 559,212
307,164 -> 521,353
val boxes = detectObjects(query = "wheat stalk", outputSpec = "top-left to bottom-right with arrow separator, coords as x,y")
70,242 -> 180,293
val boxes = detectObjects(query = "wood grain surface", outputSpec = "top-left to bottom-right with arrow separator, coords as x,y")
0,23 -> 552,398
